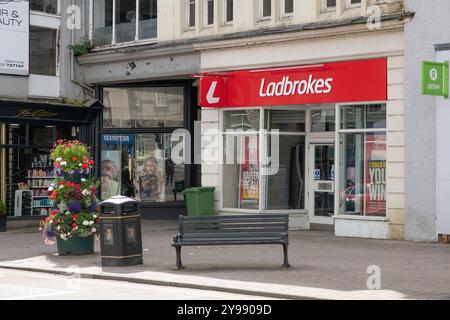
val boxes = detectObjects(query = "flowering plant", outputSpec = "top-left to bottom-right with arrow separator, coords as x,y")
40,139 -> 100,245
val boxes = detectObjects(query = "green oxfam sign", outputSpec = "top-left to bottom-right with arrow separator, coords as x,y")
422,61 -> 449,99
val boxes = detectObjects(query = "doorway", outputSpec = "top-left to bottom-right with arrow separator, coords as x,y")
308,142 -> 335,226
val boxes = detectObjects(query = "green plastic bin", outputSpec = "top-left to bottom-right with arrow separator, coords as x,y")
183,187 -> 215,216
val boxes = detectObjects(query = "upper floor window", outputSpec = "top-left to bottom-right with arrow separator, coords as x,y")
323,0 -> 336,11
347,0 -> 361,6
282,0 -> 294,16
187,0 -> 196,29
30,0 -> 58,15
29,26 -> 57,76
224,0 -> 233,24
206,0 -> 214,26
92,0 -> 157,46
260,0 -> 271,20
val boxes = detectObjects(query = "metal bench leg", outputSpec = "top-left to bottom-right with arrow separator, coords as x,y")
282,244 -> 290,268
175,246 -> 183,270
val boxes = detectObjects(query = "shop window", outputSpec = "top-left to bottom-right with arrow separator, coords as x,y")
100,133 -> 185,203
29,26 -> 57,76
0,124 -> 80,217
103,87 -> 184,128
30,0 -> 58,15
338,104 -> 387,217
224,0 -> 233,23
223,110 -> 260,131
311,109 -> 335,132
92,0 -> 157,46
340,104 -> 386,129
221,109 -> 306,211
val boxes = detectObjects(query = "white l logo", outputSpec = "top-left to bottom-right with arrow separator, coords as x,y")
206,81 -> 220,104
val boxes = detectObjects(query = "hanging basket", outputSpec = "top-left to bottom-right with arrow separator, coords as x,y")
56,234 -> 94,256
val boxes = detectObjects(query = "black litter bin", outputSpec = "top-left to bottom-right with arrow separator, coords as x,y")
99,196 -> 143,267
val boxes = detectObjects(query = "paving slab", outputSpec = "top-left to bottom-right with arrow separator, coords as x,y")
0,221 -> 449,299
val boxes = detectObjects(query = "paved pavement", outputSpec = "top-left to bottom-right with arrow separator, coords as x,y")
0,221 -> 449,300
0,269 -> 274,300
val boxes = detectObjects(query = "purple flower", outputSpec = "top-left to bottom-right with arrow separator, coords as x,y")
68,201 -> 81,213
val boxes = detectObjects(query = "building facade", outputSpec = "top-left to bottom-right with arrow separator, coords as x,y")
192,0 -> 408,239
404,0 -> 450,242
0,1 -> 100,220
68,0 -> 411,237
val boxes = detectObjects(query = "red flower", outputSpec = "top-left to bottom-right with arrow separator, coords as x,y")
72,223 -> 77,229
59,181 -> 64,186
82,163 -> 88,169
91,186 -> 97,191
57,139 -> 64,144
88,160 -> 94,165
50,210 -> 57,216
72,156 -> 78,161
73,214 -> 78,219
75,184 -> 81,189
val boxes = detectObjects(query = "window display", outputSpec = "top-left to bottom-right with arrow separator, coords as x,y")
222,109 -> 306,211
100,133 -> 185,202
338,104 -> 386,217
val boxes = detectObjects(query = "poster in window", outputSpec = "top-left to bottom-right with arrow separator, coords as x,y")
100,150 -> 121,200
365,134 -> 386,216
136,156 -> 164,202
239,136 -> 259,209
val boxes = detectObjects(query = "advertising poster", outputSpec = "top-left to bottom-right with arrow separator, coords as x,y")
0,0 -> 29,76
239,136 -> 259,209
365,134 -> 386,216
100,150 -> 121,200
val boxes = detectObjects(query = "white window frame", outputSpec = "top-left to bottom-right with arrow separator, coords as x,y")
223,0 -> 233,25
322,0 -> 337,12
204,0 -> 214,27
281,0 -> 294,18
89,0 -> 157,47
30,13 -> 61,77
334,102 -> 388,219
29,0 -> 60,16
259,0 -> 272,21
346,0 -> 362,8
155,89 -> 167,107
186,0 -> 196,30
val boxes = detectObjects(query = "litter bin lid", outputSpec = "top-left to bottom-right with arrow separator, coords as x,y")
182,187 -> 215,194
100,195 -> 138,206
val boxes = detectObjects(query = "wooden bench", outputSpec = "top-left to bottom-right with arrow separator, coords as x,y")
172,214 -> 290,269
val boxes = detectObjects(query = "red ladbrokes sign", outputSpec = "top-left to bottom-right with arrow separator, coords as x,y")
199,58 -> 387,108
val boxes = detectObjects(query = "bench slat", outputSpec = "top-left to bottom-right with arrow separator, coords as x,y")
182,226 -> 287,232
182,232 -> 287,238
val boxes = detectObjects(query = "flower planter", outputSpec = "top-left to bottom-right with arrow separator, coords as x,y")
0,215 -> 6,232
57,234 -> 94,256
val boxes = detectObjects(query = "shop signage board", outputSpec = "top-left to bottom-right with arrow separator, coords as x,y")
199,58 -> 387,107
102,134 -> 135,145
0,0 -> 29,76
422,61 -> 449,99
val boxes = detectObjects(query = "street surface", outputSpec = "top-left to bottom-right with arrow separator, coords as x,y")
0,268 -> 274,300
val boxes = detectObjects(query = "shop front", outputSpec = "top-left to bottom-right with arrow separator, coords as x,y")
98,80 -> 198,219
0,100 -> 100,219
198,58 -> 391,237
